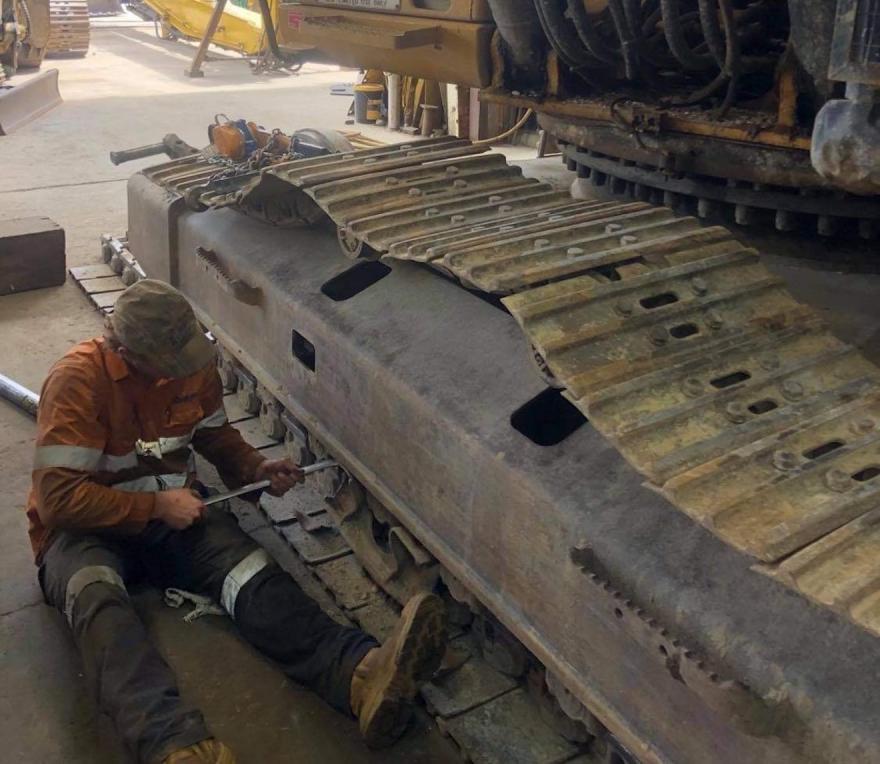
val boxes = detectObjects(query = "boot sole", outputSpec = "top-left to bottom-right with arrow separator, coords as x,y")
360,592 -> 447,748
162,739 -> 236,764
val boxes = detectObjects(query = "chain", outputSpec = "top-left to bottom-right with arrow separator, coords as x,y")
206,129 -> 300,183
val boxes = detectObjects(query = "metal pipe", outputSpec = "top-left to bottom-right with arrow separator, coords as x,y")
255,0 -> 284,63
471,108 -> 534,146
387,73 -> 401,130
0,372 -> 39,417
183,0 -> 228,78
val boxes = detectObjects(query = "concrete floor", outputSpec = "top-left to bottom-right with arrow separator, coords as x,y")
0,24 -> 459,764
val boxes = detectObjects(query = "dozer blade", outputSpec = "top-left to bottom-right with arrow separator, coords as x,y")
0,68 -> 62,136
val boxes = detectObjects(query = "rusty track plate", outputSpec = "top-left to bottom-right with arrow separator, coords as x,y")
143,140 -> 880,638
140,132 -> 397,200
214,136 -> 483,211
765,508 -> 880,632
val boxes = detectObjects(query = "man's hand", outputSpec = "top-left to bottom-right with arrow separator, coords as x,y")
153,488 -> 206,530
254,458 -> 304,497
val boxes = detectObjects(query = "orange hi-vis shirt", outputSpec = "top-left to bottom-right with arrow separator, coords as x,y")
26,337 -> 266,563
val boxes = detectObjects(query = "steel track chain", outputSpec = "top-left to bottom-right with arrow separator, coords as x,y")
145,139 -> 880,643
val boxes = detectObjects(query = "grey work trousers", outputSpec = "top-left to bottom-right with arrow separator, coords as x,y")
39,507 -> 376,763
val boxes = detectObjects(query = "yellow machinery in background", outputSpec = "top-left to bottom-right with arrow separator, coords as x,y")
146,0 -> 270,56
133,0 -> 315,76
277,0 -> 492,89
46,0 -> 89,56
0,0 -> 61,135
1,0 -> 51,73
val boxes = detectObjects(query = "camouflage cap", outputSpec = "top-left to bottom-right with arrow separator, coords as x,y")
110,279 -> 215,379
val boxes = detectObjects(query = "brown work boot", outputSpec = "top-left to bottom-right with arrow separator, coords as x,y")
350,592 -> 447,748
162,738 -> 236,764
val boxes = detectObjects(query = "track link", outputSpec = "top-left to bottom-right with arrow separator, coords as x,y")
46,0 -> 89,56
147,139 -> 880,643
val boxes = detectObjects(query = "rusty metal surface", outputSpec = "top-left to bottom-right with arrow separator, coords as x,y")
437,688 -> 582,764
231,141 -> 880,640
139,131 -> 393,198
137,140 -> 880,642
116,191 -> 880,762
766,508 -> 880,635
496,210 -> 880,626
559,140 -> 880,238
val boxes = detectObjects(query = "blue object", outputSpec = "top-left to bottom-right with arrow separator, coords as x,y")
233,119 -> 258,157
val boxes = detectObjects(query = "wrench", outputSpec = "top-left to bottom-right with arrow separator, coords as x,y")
203,459 -> 338,506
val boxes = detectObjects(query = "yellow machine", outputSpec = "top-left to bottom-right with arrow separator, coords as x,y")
1,0 -> 51,72
276,0 -> 493,88
141,0 -> 276,57
0,0 -> 61,135
270,0 -> 880,221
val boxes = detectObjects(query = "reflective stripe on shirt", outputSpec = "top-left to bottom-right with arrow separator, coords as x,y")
34,444 -> 103,471
98,451 -> 139,471
34,445 -> 137,473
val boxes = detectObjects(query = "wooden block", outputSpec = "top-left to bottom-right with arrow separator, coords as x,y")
79,275 -> 126,294
0,217 -> 65,296
70,263 -> 115,280
91,289 -> 124,312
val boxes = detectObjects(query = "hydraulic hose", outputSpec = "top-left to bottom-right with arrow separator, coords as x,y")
670,0 -> 740,114
660,0 -> 716,70
533,0 -> 606,79
486,0 -> 548,76
639,3 -> 683,69
472,108 -> 534,146
566,0 -> 620,65
608,0 -> 640,79
623,0 -> 643,43
697,0 -> 727,65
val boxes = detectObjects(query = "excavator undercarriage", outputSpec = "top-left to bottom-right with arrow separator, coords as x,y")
115,1 -> 880,761
111,131 -> 880,762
